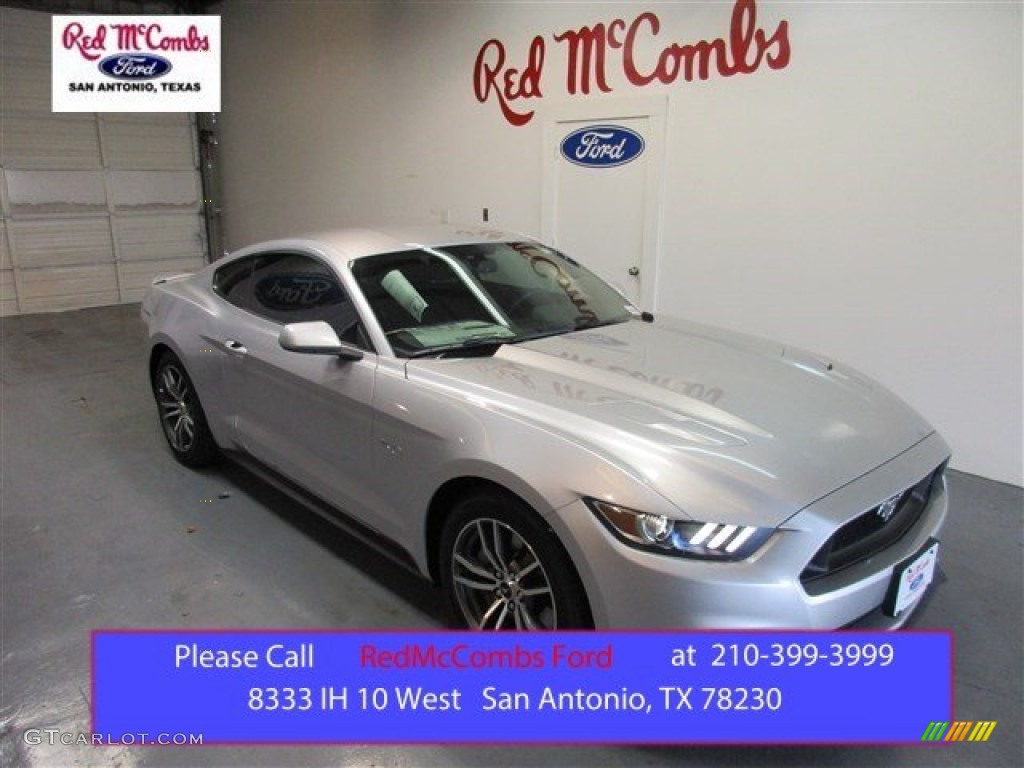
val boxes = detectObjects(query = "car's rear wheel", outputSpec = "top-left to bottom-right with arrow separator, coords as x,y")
440,491 -> 592,630
152,351 -> 219,467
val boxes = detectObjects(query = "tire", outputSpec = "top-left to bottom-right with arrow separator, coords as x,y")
440,490 -> 592,630
151,350 -> 220,468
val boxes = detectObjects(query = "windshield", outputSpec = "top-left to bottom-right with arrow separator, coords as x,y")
350,241 -> 635,357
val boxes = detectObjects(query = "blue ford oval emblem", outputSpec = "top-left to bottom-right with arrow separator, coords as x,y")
98,53 -> 173,80
560,125 -> 645,168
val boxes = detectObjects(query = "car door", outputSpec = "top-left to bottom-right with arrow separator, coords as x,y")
212,249 -> 380,521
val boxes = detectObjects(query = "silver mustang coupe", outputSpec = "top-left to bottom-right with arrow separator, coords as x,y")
142,226 -> 950,631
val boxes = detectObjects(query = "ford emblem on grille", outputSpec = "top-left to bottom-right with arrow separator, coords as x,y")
876,493 -> 902,523
98,54 -> 173,80
560,125 -> 645,168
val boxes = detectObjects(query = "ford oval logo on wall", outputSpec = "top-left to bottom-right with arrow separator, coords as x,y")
560,125 -> 645,168
98,54 -> 173,80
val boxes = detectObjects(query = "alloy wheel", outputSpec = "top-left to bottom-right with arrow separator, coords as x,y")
451,517 -> 557,630
156,363 -> 197,454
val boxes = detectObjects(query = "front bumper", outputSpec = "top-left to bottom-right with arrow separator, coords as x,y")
552,432 -> 951,629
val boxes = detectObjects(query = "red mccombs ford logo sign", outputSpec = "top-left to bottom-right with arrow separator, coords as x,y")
52,15 -> 221,113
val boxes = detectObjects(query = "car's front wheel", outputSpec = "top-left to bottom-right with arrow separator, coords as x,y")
152,350 -> 220,467
440,491 -> 592,630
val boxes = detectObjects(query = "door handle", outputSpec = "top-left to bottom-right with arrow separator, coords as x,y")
225,339 -> 248,355
628,266 -> 640,276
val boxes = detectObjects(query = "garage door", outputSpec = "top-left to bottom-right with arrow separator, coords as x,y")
0,7 -> 207,316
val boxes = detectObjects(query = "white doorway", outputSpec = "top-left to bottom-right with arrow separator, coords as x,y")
541,96 -> 667,311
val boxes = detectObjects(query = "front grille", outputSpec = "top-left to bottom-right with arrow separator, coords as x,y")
800,466 -> 943,584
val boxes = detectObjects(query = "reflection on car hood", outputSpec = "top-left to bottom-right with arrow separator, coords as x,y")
408,318 -> 935,525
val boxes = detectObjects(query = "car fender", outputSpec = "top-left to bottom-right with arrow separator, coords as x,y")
371,365 -> 682,578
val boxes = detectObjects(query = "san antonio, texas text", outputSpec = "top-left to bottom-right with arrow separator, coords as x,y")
68,82 -> 201,92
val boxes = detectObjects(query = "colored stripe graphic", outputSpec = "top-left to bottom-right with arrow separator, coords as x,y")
968,722 -> 997,742
921,721 -> 997,742
945,721 -> 972,741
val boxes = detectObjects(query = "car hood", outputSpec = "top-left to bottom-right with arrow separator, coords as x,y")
408,318 -> 935,526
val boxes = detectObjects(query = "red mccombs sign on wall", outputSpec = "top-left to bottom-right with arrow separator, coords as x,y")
473,0 -> 791,127
52,16 -> 221,112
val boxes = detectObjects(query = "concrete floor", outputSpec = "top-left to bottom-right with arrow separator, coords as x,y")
1,303 -> 1021,768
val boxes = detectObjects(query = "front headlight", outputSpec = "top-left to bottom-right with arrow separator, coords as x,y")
586,499 -> 773,561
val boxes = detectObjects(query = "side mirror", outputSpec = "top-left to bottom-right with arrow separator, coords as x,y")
279,321 -> 364,361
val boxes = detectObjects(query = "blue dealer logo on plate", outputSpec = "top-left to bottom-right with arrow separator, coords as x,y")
560,125 -> 645,168
98,54 -> 173,80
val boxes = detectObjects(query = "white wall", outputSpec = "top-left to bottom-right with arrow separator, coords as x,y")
216,0 -> 1022,486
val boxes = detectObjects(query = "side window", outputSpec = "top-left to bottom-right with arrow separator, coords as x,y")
213,252 -> 370,350
351,249 -> 494,333
212,255 -> 258,308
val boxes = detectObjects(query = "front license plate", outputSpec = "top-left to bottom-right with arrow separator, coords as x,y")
884,539 -> 940,617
